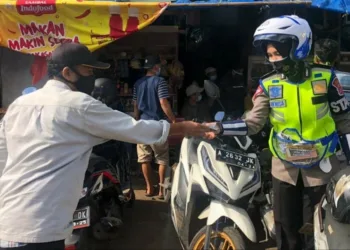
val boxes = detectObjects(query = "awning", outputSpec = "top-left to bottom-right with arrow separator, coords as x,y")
170,0 -> 311,7
0,0 -> 169,57
311,0 -> 350,13
0,0 -> 168,84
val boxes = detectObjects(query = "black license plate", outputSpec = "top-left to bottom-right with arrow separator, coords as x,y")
216,148 -> 256,170
73,206 -> 90,229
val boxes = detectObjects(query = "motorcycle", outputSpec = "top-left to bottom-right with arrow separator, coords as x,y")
168,111 -> 270,249
64,141 -> 134,250
314,167 -> 350,250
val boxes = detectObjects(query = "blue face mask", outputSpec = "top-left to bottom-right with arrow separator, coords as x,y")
156,67 -> 161,76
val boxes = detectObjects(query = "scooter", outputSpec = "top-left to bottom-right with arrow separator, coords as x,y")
169,111 -> 262,249
314,167 -> 350,250
64,152 -> 129,250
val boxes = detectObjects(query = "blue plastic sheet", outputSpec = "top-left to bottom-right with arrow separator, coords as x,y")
312,0 -> 350,13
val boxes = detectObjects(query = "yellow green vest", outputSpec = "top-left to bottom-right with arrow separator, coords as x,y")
261,67 -> 338,168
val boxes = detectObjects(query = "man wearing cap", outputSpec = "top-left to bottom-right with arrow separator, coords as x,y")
133,55 -> 176,198
181,81 -> 212,122
0,44 -> 211,250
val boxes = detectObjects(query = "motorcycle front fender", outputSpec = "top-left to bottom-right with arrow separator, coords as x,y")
198,200 -> 256,242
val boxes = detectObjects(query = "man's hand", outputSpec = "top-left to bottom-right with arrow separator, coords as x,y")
202,122 -> 222,139
182,121 -> 212,137
169,121 -> 214,138
204,131 -> 217,140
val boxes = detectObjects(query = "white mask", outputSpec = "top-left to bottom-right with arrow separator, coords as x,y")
197,94 -> 202,102
209,75 -> 217,81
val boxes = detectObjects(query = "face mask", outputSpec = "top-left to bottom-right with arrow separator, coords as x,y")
209,75 -> 217,81
197,94 -> 202,102
269,57 -> 287,71
71,69 -> 96,95
271,58 -> 303,82
156,67 -> 161,76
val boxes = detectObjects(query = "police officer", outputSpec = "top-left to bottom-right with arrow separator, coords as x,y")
314,38 -> 340,67
213,15 -> 350,250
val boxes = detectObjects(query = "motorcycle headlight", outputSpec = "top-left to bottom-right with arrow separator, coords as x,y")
200,147 -> 228,190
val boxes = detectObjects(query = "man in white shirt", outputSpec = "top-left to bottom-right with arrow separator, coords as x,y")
0,43 -> 211,250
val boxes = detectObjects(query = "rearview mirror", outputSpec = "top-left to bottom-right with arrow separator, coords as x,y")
215,111 -> 225,122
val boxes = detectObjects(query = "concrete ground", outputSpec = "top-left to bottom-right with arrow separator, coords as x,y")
90,176 -> 277,250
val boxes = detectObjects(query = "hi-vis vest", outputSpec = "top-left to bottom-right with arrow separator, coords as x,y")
260,67 -> 338,168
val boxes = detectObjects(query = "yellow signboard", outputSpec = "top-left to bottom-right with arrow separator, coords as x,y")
0,0 -> 169,57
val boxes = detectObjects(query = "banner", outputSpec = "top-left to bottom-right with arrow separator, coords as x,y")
0,0 -> 169,57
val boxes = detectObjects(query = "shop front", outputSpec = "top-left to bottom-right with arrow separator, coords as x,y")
0,0 -> 169,109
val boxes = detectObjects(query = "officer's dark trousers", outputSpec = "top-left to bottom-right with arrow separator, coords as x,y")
0,240 -> 64,250
273,175 -> 326,250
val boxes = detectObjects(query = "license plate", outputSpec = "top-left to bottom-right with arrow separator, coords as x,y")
216,148 -> 256,170
73,206 -> 90,229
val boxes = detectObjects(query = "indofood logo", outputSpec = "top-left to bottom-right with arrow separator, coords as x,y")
16,0 -> 57,16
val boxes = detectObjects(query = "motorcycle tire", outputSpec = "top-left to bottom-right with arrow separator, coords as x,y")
189,224 -> 245,250
76,229 -> 92,250
75,200 -> 100,250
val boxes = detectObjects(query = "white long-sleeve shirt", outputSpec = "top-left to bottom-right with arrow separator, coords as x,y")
0,80 -> 170,243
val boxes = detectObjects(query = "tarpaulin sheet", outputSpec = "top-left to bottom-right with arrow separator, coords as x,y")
0,0 -> 169,57
312,0 -> 350,13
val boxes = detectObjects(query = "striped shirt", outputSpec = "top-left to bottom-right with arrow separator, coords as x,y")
133,76 -> 170,121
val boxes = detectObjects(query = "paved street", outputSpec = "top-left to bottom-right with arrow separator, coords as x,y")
90,177 -> 277,250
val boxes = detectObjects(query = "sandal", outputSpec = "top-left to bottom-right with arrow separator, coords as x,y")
145,186 -> 158,197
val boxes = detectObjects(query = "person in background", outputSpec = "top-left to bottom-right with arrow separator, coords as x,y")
91,78 -> 132,189
211,16 -> 350,250
219,68 -> 246,117
133,55 -> 176,199
0,44 -> 211,250
314,39 -> 350,101
181,81 -> 212,122
204,67 -> 222,117
314,38 -> 339,68
204,67 -> 218,82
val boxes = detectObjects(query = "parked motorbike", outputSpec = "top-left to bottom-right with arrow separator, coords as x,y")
168,111 -> 275,249
64,142 -> 134,250
314,167 -> 350,250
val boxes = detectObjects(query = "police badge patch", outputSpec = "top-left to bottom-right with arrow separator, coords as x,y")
332,78 -> 344,96
311,80 -> 327,95
268,85 -> 283,99
270,99 -> 286,108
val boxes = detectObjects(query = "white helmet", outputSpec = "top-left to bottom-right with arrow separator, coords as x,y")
253,15 -> 312,61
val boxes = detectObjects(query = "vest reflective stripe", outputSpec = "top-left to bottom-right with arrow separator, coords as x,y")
270,109 -> 285,123
316,103 -> 329,120
261,68 -> 338,167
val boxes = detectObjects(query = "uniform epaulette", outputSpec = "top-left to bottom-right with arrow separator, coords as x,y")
310,63 -> 332,70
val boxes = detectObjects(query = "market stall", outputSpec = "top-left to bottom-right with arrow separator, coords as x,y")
93,24 -> 182,116
0,0 -> 169,107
